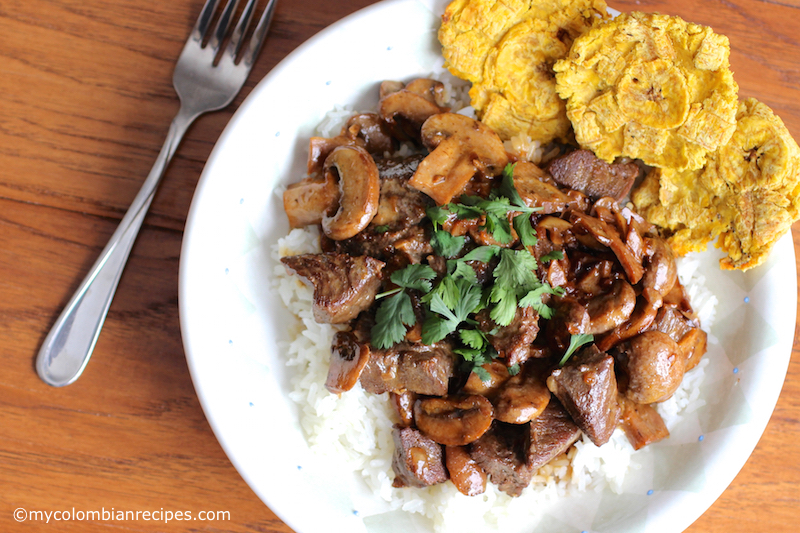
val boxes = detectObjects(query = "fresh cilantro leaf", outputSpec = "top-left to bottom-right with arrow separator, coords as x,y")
483,212 -> 514,244
539,250 -> 565,264
472,365 -> 492,383
518,285 -> 563,319
494,248 -> 539,288
507,363 -> 521,376
371,291 -> 415,349
559,333 -> 595,367
512,213 -> 538,248
449,260 -> 479,285
391,264 -> 436,292
431,228 -> 466,258
421,279 -> 482,344
423,275 -> 459,308
454,346 -> 483,362
373,225 -> 390,233
462,245 -> 502,263
426,205 -> 451,226
459,328 -> 487,350
498,163 -> 528,209
488,287 -> 519,326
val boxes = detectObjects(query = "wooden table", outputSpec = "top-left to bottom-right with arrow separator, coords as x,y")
1,0 -> 797,531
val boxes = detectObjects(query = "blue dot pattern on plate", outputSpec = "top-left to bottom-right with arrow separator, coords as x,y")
698,435 -> 705,442
744,296 -> 750,303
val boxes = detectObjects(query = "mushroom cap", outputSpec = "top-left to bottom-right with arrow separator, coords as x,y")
414,394 -> 494,446
321,145 -> 381,241
410,113 -> 510,205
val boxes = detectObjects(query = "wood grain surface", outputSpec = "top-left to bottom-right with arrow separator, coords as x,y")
0,0 -> 797,532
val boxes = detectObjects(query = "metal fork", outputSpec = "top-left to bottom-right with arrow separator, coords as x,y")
36,0 -> 278,387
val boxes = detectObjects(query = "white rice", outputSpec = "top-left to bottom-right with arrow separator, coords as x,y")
270,82 -> 718,532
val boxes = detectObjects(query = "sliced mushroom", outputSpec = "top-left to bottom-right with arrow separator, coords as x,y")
615,330 -> 685,404
462,361 -> 511,396
410,113 -> 510,205
283,172 -> 340,228
596,291 -> 660,351
585,280 -> 637,334
571,211 -> 644,284
492,366 -> 551,424
325,331 -> 370,394
321,145 -> 381,240
642,236 -> 678,298
414,395 -> 494,446
379,78 -> 450,142
445,445 -> 487,496
391,391 -> 417,427
513,162 -> 578,213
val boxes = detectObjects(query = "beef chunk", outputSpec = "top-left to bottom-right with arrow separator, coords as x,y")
392,426 -> 448,488
547,149 -> 639,201
469,422 -> 532,497
326,224 -> 433,266
547,345 -> 620,446
371,155 -> 431,228
617,395 -> 669,450
481,306 -> 541,367
281,253 -> 384,324
359,341 -> 456,396
527,397 -> 581,470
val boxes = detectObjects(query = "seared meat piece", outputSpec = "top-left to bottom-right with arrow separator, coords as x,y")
371,155 -> 430,228
281,253 -> 384,324
546,149 -> 639,202
478,306 -> 541,366
359,341 -> 456,396
527,397 -> 581,470
391,426 -> 448,488
470,422 -> 533,497
547,345 -> 620,446
326,224 -> 433,266
617,395 -> 669,450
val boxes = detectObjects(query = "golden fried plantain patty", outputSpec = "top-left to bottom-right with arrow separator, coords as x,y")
439,0 -> 608,143
554,12 -> 739,171
632,98 -> 800,271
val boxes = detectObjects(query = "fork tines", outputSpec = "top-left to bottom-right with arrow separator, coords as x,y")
194,0 -> 277,66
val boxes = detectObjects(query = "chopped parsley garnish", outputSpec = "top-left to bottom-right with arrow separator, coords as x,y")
370,163 -> 563,383
558,333 -> 595,367
371,264 -> 436,349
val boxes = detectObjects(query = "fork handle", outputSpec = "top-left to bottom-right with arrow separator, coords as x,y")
36,106 -> 198,387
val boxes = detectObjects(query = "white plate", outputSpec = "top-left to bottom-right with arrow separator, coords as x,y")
178,1 -> 797,531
